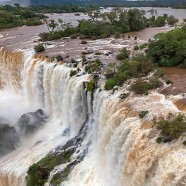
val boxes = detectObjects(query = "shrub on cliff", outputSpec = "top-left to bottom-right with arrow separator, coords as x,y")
26,150 -> 73,186
105,78 -> 117,90
131,79 -> 149,94
104,54 -> 156,90
131,77 -> 162,94
86,81 -> 95,91
149,77 -> 162,89
116,48 -> 130,60
85,59 -> 102,74
70,70 -> 77,77
34,44 -> 45,53
156,114 -> 186,143
119,93 -> 129,99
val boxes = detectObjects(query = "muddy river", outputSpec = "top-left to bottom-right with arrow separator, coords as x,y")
0,8 -> 186,96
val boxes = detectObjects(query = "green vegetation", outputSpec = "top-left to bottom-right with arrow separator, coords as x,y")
156,137 -> 163,144
39,8 -> 147,41
154,68 -> 165,77
81,40 -> 88,44
134,46 -> 139,50
139,111 -> 149,118
38,8 -> 180,42
156,115 -> 186,143
0,5 -> 47,29
86,81 -> 95,92
70,70 -> 78,77
165,79 -> 173,85
116,48 -> 130,60
147,27 -> 186,67
131,77 -> 162,94
85,59 -> 102,74
150,16 -> 167,27
149,76 -> 162,89
28,5 -> 98,14
147,9 -> 178,27
39,27 -> 77,41
26,149 -> 73,186
173,3 -> 186,9
0,4 -> 97,30
34,44 -> 45,53
104,54 -> 156,90
119,93 -> 129,99
105,78 -> 117,90
50,166 -> 71,186
167,15 -> 179,26
131,79 -> 149,94
55,55 -> 63,62
139,43 -> 148,50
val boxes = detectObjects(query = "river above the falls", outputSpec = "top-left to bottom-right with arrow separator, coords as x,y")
0,7 -> 185,54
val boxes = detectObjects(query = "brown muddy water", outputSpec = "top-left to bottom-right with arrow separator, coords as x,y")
0,11 -> 186,93
162,67 -> 186,111
0,10 -> 176,62
163,67 -> 186,95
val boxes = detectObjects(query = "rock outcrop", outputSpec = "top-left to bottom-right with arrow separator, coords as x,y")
17,109 -> 48,135
0,124 -> 19,156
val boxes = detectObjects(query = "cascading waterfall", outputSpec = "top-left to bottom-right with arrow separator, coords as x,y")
0,48 -> 186,186
0,48 -> 23,89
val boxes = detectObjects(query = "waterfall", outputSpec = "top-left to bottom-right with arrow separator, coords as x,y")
0,49 -> 186,186
0,48 -> 23,89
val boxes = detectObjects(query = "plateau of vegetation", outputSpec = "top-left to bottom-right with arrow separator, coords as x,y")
0,4 -> 97,30
131,77 -> 162,94
39,8 -> 179,42
156,114 -> 186,143
104,53 -> 159,91
0,5 -> 47,29
26,149 -> 73,186
147,26 -> 186,67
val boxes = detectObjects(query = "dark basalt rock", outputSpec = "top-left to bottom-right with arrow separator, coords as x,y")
0,124 -> 19,156
17,109 -> 48,135
26,116 -> 90,186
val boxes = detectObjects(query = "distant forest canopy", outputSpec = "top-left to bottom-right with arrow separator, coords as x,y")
11,0 -> 186,8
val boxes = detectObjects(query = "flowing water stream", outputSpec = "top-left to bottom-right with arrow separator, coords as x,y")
0,48 -> 186,186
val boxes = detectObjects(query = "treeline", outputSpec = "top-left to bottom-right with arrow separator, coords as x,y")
28,4 -> 98,13
0,4 -> 97,30
172,3 -> 186,9
39,8 -> 179,41
27,0 -> 186,8
147,25 -> 186,67
0,5 -> 46,29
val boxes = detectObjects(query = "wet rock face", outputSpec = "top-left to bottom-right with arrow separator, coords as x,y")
0,124 -> 19,156
17,109 -> 48,135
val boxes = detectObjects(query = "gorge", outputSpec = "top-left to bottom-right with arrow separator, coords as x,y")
0,47 -> 186,186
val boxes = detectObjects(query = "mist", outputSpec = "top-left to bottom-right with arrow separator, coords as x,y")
0,88 -> 34,124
